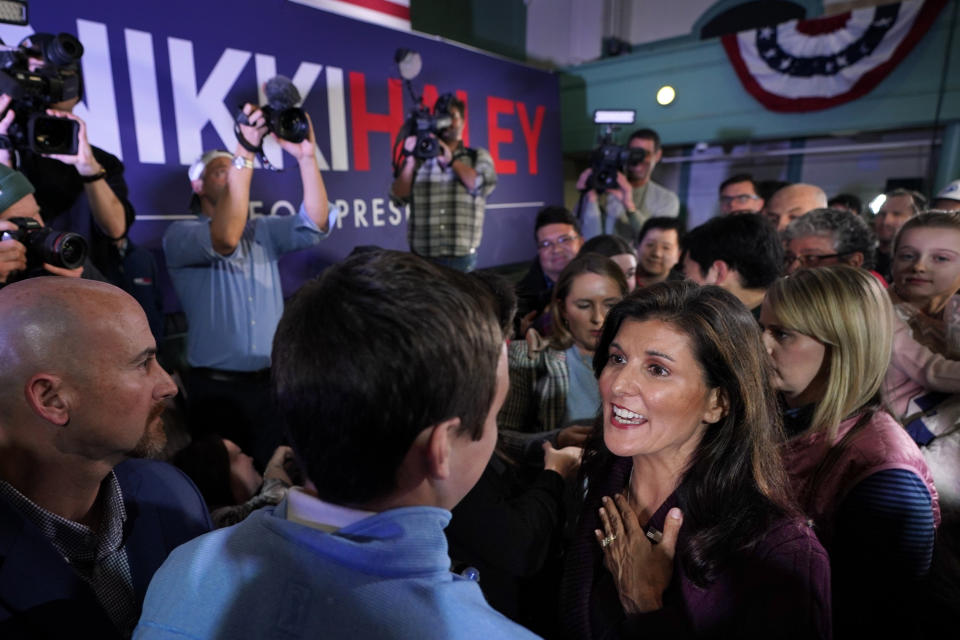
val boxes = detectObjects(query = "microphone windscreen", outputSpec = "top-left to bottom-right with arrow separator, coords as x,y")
264,76 -> 301,110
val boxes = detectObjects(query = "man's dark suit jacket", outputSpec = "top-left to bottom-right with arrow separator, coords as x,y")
0,458 -> 212,639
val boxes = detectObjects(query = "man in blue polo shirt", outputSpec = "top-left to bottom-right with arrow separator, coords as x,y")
163,103 -> 335,466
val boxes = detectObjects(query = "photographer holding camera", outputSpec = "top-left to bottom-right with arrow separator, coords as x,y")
576,128 -> 678,241
0,33 -> 164,336
0,163 -> 92,286
0,34 -> 132,270
164,101 -> 334,468
390,93 -> 496,272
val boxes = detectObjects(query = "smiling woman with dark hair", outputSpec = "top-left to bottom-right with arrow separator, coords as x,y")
560,281 -> 830,639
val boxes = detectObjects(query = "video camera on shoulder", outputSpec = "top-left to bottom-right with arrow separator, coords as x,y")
587,109 -> 644,192
0,33 -> 83,155
1,216 -> 88,279
406,97 -> 453,160
392,49 -> 453,162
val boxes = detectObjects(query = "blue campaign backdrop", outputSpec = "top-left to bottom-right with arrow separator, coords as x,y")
0,1 -> 561,309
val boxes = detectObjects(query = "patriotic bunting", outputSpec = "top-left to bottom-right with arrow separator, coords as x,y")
721,0 -> 947,112
289,0 -> 411,32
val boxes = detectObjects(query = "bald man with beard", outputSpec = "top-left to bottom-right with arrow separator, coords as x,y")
764,183 -> 828,232
0,278 -> 210,640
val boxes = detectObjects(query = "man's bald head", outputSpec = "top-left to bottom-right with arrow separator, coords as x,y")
0,278 -> 140,404
764,183 -> 828,232
0,277 -> 175,466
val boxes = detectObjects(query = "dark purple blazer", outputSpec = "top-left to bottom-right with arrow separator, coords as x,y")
560,457 -> 832,639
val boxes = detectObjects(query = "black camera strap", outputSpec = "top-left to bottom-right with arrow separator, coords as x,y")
233,122 -> 281,172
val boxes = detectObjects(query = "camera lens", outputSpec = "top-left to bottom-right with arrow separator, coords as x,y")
58,235 -> 86,269
38,230 -> 87,269
274,108 -> 309,143
416,134 -> 437,159
45,33 -> 84,66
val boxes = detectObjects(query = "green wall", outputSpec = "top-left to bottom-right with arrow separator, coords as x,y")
560,1 -> 960,152
412,0 -> 527,61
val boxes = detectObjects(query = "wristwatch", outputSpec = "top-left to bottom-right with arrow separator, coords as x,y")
80,167 -> 108,183
233,155 -> 254,170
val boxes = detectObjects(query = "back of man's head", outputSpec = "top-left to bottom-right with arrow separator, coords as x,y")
684,214 -> 783,289
534,205 -> 580,237
272,250 -> 502,507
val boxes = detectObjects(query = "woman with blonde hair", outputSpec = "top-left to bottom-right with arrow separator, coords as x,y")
761,265 -> 940,637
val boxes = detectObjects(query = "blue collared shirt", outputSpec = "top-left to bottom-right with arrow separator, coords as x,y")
164,203 -> 336,371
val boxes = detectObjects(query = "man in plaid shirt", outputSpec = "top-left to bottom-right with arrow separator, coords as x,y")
391,94 -> 497,272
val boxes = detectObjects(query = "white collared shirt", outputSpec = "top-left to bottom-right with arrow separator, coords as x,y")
285,487 -> 376,533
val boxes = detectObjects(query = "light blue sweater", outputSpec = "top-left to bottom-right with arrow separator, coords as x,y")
134,501 -> 540,639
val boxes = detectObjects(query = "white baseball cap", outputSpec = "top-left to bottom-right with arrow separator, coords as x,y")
935,179 -> 960,203
188,150 -> 233,181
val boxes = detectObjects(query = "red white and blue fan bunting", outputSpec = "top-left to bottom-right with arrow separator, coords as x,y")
722,0 -> 947,112
288,0 -> 411,31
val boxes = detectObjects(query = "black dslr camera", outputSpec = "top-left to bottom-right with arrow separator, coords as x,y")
0,33 -> 84,155
236,75 -> 309,143
1,217 -> 88,276
587,109 -> 644,191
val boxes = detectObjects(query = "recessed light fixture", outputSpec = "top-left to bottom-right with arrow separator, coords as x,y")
656,85 -> 676,106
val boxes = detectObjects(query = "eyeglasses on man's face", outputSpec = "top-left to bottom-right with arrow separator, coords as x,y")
783,251 -> 853,268
537,234 -> 579,251
719,194 -> 761,206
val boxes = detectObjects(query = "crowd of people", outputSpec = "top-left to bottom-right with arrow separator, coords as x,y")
1,29 -> 959,638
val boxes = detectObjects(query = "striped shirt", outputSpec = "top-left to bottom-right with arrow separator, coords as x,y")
837,468 -> 935,576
